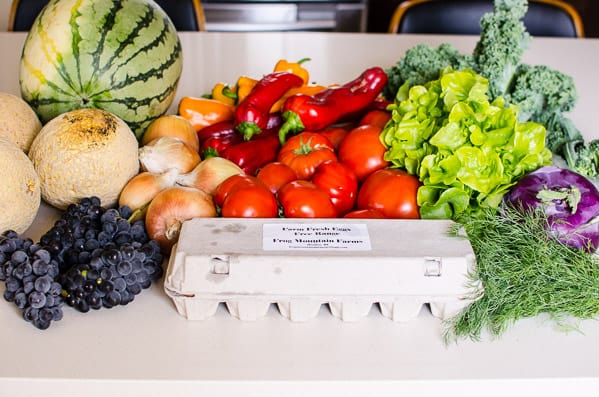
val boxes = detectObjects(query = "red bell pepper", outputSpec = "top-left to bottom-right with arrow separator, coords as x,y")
234,71 -> 303,141
278,67 -> 388,143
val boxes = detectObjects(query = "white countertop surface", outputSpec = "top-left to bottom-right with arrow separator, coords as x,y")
1,32 -> 598,397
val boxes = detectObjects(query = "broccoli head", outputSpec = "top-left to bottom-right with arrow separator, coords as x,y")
383,43 -> 474,100
563,139 -> 599,178
472,0 -> 531,99
508,64 -> 578,122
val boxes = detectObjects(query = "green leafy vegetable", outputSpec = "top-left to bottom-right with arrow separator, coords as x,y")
508,64 -> 577,122
383,0 -> 599,179
472,0 -> 530,99
563,139 -> 599,181
381,67 -> 551,219
383,43 -> 475,101
443,206 -> 599,342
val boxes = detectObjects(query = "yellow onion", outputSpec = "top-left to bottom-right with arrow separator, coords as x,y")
145,186 -> 216,253
176,156 -> 244,195
118,168 -> 179,211
139,136 -> 200,174
141,114 -> 199,152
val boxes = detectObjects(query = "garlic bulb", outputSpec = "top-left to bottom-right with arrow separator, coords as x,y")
139,136 -> 200,174
118,168 -> 179,211
176,156 -> 244,195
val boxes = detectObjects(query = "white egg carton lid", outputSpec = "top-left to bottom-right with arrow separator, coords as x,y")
163,218 -> 481,322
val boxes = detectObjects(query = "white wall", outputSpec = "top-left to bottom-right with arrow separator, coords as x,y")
1,2 -> 11,31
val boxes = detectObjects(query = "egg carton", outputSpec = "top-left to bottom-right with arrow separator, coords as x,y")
163,218 -> 481,322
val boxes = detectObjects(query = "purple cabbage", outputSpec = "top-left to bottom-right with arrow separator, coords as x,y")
504,166 -> 599,252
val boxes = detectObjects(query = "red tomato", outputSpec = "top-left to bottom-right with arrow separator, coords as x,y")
256,162 -> 297,194
278,180 -> 337,218
311,160 -> 358,216
319,127 -> 348,150
215,174 -> 278,218
213,174 -> 257,207
338,125 -> 389,181
221,183 -> 278,218
278,132 -> 337,180
357,168 -> 421,219
359,109 -> 391,129
343,209 -> 386,219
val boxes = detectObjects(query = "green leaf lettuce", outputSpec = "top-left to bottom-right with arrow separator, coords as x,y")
381,67 -> 552,219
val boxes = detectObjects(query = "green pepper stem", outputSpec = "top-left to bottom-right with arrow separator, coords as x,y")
237,121 -> 262,141
279,111 -> 305,144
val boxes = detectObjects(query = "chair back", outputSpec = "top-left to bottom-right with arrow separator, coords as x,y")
154,0 -> 207,31
388,0 -> 584,37
8,0 -> 47,31
8,0 -> 207,32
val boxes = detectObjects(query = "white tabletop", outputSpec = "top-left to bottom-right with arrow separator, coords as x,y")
1,32 -> 598,397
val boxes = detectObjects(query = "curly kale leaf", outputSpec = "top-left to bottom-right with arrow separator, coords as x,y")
508,64 -> 578,122
472,0 -> 531,99
383,43 -> 474,100
535,111 -> 582,153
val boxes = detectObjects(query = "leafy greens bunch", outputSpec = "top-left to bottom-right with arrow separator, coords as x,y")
382,67 -> 551,219
384,0 -> 599,179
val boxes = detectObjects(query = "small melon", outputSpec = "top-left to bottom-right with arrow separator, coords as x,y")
0,92 -> 42,153
0,136 -> 41,234
28,108 -> 140,210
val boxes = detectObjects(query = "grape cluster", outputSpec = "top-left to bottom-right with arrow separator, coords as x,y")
0,231 -> 63,330
0,197 -> 164,330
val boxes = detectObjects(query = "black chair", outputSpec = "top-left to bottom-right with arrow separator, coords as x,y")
388,0 -> 584,37
8,0 -> 207,32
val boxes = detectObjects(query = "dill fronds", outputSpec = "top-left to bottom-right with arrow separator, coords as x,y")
443,206 -> 599,343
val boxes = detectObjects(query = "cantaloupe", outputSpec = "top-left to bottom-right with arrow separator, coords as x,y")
0,137 -> 41,234
28,108 -> 140,210
0,92 -> 41,153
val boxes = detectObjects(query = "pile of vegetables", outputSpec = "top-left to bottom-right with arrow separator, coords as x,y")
382,0 -> 599,341
117,58 -> 409,254
384,0 -> 599,182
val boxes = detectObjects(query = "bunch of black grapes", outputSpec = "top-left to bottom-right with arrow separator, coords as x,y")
0,197 -> 163,330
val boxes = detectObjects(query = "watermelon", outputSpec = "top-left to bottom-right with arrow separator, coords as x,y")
19,0 -> 183,139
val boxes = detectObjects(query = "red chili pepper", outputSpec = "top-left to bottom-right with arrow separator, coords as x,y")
222,134 -> 281,175
278,67 -> 388,143
196,119 -> 236,145
234,71 -> 303,141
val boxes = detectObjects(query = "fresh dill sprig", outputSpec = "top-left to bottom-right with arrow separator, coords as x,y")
443,206 -> 599,343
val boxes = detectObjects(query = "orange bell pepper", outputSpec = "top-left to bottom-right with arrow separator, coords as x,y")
178,96 -> 235,132
274,58 -> 311,85
235,75 -> 258,104
211,82 -> 236,106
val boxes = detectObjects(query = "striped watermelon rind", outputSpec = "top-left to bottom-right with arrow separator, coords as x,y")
19,0 -> 183,139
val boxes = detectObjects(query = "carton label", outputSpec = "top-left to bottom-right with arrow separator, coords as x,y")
263,223 -> 371,251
